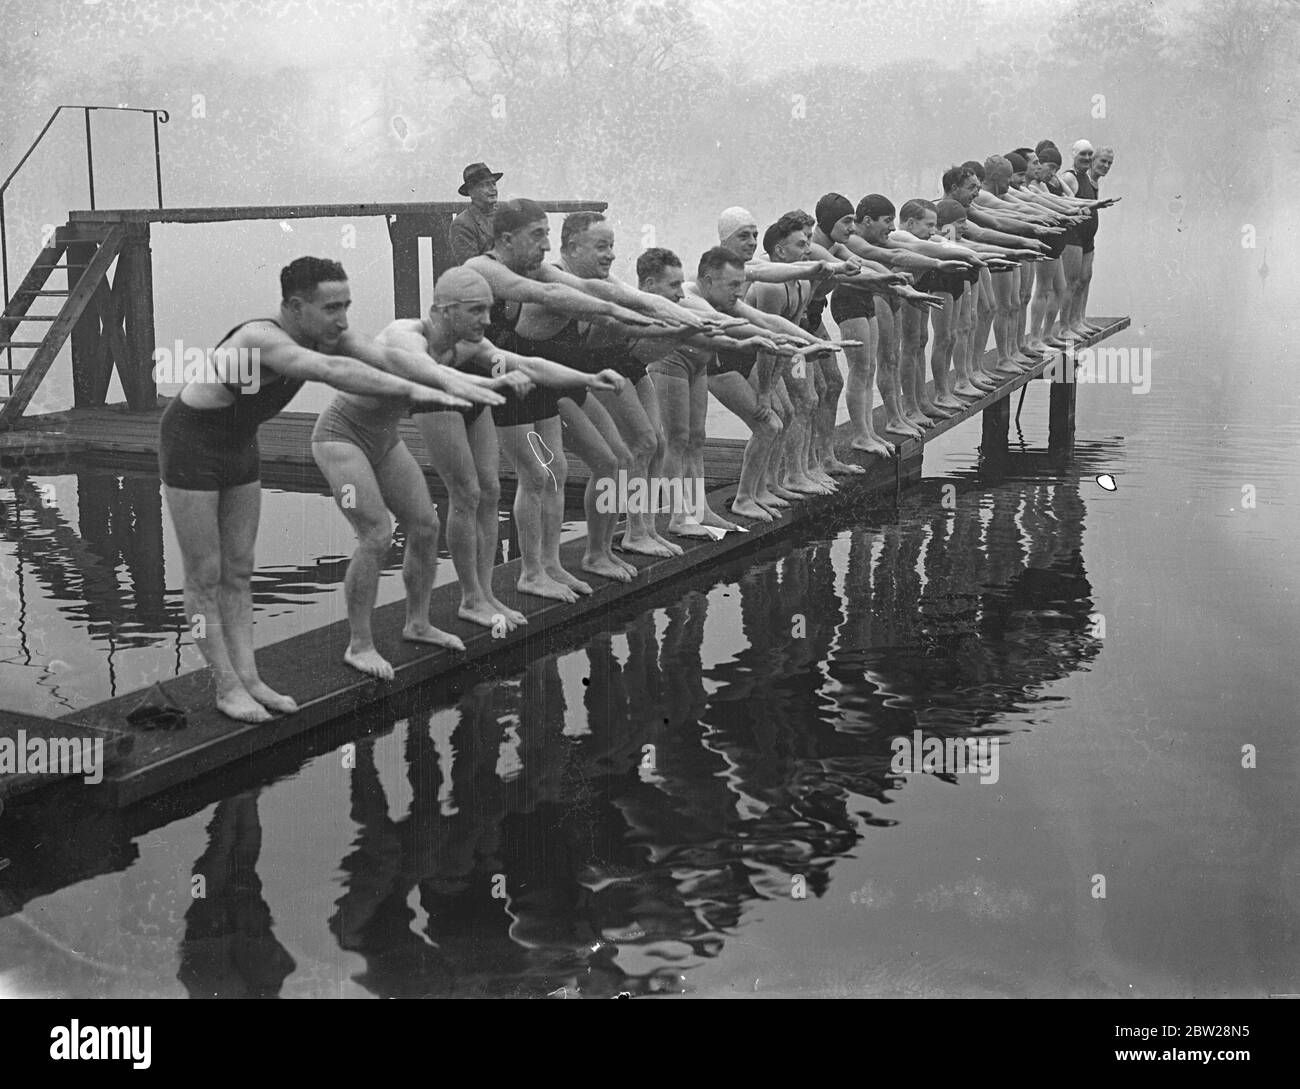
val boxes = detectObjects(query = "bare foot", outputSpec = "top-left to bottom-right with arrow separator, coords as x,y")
825,457 -> 866,475
344,646 -> 395,680
583,555 -> 634,583
486,598 -> 528,627
953,381 -> 984,397
853,435 -> 896,458
764,487 -> 796,504
617,533 -> 673,558
648,530 -> 685,554
994,360 -> 1022,376
667,518 -> 717,539
403,622 -> 466,652
612,552 -> 640,577
934,394 -> 966,410
907,411 -> 936,429
729,497 -> 774,521
698,509 -> 742,532
886,419 -> 924,439
216,688 -> 275,723
244,680 -> 299,715
547,566 -> 594,595
517,572 -> 579,602
460,600 -> 514,629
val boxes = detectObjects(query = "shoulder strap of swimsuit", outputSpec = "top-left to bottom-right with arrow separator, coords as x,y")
215,317 -> 282,348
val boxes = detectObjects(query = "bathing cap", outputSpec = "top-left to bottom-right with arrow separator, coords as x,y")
1038,145 -> 1062,167
815,192 -> 854,236
433,266 -> 493,307
935,198 -> 967,228
717,206 -> 757,243
1071,139 -> 1095,157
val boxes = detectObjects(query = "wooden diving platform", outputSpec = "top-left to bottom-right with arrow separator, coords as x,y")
3,319 -> 1128,807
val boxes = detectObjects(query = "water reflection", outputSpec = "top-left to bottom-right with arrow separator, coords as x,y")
179,791 -> 296,999
307,460 -> 1101,996
0,461 -> 556,709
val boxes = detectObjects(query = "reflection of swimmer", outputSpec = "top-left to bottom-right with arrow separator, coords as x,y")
179,791 -> 296,998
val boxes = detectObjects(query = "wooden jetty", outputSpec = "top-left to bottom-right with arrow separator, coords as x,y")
0,319 -> 1128,807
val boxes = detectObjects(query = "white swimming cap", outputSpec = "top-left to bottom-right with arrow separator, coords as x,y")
717,206 -> 757,243
1071,139 -> 1095,156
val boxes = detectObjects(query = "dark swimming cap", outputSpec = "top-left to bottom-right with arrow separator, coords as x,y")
1037,145 -> 1062,167
856,194 -> 895,220
1034,139 -> 1058,155
1005,151 -> 1028,174
815,192 -> 854,236
961,159 -> 985,181
492,198 -> 548,241
935,198 -> 967,227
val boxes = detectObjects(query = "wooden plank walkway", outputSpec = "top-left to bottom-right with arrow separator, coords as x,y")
0,710 -> 133,801
11,320 -> 1127,806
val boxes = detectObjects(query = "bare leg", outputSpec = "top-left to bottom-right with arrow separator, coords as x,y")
164,483 -> 270,722
840,314 -> 895,455
973,269 -> 999,380
876,303 -> 924,436
376,441 -> 468,652
632,375 -> 684,553
1058,244 -> 1084,339
596,381 -> 670,558
558,394 -> 637,584
217,481 -> 298,715
313,440 -> 399,680
499,416 -> 581,602
708,369 -> 783,521
683,359 -> 738,532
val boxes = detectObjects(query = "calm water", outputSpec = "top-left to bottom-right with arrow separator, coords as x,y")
1,207 -> 1298,996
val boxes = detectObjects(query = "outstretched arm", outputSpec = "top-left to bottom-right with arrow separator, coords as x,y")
367,327 -> 506,404
466,256 -> 662,327
245,325 -> 468,409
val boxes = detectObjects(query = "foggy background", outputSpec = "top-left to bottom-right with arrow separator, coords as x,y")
0,0 -> 1295,413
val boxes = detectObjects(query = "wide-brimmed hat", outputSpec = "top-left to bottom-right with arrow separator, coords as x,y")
458,162 -> 503,196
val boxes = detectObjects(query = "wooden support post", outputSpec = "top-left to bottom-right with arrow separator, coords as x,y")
429,209 -> 457,281
389,215 -> 422,318
120,223 -> 156,408
1048,378 -> 1077,454
981,397 -> 1009,455
69,240 -> 101,407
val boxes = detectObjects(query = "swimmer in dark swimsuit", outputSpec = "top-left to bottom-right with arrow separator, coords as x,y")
845,194 -> 957,436
687,247 -> 844,522
635,247 -> 776,538
892,199 -> 989,412
809,195 -> 911,456
1061,140 -> 1119,336
556,212 -> 688,561
749,215 -> 847,499
464,199 -> 696,603
158,256 -> 479,723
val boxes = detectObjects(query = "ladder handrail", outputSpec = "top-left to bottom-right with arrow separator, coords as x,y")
0,105 -> 168,390
1,105 -> 169,309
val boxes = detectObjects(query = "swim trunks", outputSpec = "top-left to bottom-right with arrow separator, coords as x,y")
829,286 -> 874,325
158,319 -> 305,491
311,392 -> 403,465
647,345 -> 711,381
711,347 -> 757,380
513,321 -> 589,422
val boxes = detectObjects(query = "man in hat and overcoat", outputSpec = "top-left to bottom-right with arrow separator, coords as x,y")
449,162 -> 503,265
